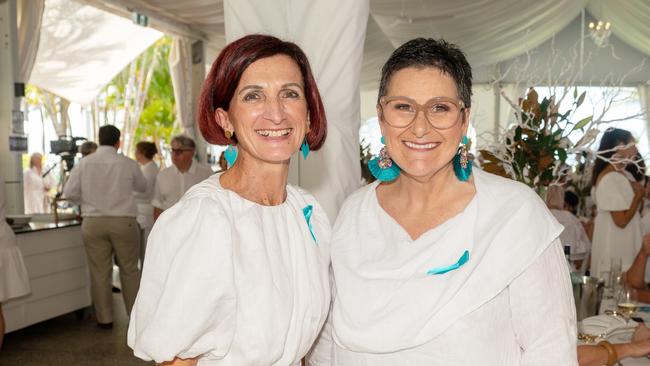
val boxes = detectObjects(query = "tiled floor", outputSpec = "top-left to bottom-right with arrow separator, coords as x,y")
0,294 -> 153,366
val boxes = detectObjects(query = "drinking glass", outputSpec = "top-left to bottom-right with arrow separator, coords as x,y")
617,286 -> 639,323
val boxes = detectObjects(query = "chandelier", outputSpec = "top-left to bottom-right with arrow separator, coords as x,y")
588,19 -> 611,48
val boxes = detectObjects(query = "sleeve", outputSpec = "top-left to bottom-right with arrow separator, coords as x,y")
509,239 -> 578,366
127,196 -> 237,363
596,173 -> 632,211
132,161 -> 147,193
151,172 -> 164,209
62,164 -> 82,203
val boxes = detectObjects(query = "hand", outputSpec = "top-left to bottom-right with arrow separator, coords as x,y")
624,339 -> 650,358
633,324 -> 650,342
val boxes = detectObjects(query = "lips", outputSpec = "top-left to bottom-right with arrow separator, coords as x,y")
255,128 -> 293,137
403,141 -> 440,150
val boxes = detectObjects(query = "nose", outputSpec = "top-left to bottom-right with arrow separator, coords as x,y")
264,96 -> 287,125
409,109 -> 431,138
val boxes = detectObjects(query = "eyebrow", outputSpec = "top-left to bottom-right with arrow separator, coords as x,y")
237,83 -> 304,96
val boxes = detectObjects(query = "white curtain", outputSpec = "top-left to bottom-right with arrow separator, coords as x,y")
638,85 -> 650,148
362,0 -> 589,90
224,0 -> 369,221
587,0 -> 650,57
168,37 -> 196,138
17,0 -> 44,83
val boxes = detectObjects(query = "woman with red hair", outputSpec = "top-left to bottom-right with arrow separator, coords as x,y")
128,34 -> 330,366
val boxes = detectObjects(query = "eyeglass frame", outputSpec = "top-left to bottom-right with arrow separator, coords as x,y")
378,96 -> 467,130
171,148 -> 194,155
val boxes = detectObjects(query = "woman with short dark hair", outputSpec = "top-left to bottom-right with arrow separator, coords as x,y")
311,38 -> 577,365
128,35 -> 330,366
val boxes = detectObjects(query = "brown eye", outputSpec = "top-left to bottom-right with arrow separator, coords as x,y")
243,92 -> 263,102
393,103 -> 414,112
281,89 -> 301,99
430,103 -> 451,113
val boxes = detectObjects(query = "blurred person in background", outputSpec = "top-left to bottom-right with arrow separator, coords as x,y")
151,135 -> 212,222
133,141 -> 159,262
80,141 -> 98,158
23,153 -> 54,214
0,179 -> 31,349
63,125 -> 146,329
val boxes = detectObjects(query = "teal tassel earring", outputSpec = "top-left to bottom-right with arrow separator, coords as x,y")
368,136 -> 400,182
301,138 -> 310,159
453,135 -> 472,181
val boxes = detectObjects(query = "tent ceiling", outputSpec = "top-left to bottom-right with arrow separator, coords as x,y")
30,0 -> 162,104
30,0 -> 650,102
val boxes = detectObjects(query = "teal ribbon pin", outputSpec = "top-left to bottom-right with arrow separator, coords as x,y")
426,250 -> 470,275
303,205 -> 317,244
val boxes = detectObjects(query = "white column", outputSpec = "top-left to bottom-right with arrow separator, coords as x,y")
0,0 -> 25,214
169,38 -> 207,162
224,0 -> 369,221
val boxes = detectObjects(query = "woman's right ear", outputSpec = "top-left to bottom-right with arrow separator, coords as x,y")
215,108 -> 233,133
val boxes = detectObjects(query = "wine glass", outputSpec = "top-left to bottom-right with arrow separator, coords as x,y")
617,286 -> 639,324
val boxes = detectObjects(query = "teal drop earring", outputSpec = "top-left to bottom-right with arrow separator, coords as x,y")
224,130 -> 237,167
301,138 -> 310,159
368,136 -> 400,182
453,135 -> 472,181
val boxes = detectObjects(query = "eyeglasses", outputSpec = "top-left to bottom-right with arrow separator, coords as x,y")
379,96 -> 465,129
171,148 -> 193,155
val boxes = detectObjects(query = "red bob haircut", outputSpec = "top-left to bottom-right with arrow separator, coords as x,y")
198,34 -> 327,150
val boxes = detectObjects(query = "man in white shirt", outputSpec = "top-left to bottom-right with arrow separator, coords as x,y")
23,153 -> 54,214
63,125 -> 146,329
152,135 -> 212,221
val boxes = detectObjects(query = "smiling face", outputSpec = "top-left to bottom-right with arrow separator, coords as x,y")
378,66 -> 470,180
215,54 -> 309,166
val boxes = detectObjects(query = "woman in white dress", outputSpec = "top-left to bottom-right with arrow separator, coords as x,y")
0,178 -> 31,349
128,34 -> 331,366
309,38 -> 577,365
133,141 -> 159,262
590,128 -> 644,279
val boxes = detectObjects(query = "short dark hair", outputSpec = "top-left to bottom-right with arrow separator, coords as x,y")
378,38 -> 473,108
170,135 -> 196,150
79,141 -> 98,157
135,141 -> 158,160
198,34 -> 327,150
98,125 -> 121,146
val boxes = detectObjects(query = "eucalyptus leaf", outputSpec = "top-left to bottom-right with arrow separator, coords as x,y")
571,116 -> 592,131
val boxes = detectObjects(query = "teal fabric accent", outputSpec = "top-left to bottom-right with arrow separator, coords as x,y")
224,145 -> 237,167
303,205 -> 317,244
426,250 -> 470,275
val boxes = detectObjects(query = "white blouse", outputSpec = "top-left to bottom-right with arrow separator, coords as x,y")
309,169 -> 577,366
128,174 -> 331,365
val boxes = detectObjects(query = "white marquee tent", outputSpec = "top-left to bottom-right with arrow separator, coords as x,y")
19,0 -> 650,219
